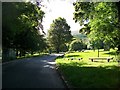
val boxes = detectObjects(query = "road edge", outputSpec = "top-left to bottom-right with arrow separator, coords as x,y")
55,65 -> 71,90
54,55 -> 73,90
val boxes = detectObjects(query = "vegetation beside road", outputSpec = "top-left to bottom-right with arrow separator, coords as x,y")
56,49 -> 119,88
3,53 -> 49,63
17,53 -> 49,59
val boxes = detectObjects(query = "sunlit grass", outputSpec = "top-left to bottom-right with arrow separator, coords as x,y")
64,49 -> 117,62
56,49 -> 119,88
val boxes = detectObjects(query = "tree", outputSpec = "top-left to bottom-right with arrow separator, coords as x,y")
73,2 -> 120,52
48,17 -> 73,53
2,2 -> 47,60
69,40 -> 85,51
79,23 -> 91,35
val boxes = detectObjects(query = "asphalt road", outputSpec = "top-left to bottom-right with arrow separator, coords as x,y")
2,54 -> 66,89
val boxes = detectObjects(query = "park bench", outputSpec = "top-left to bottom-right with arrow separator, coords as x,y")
89,57 -> 113,62
68,57 -> 83,61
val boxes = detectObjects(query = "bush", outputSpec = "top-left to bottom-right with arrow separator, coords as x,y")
69,40 -> 85,51
60,44 -> 68,52
116,53 -> 120,61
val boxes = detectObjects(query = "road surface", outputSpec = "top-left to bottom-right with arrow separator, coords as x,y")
2,54 -> 66,89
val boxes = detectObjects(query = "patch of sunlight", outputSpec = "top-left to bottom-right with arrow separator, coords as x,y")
42,60 -> 47,62
43,65 -> 54,69
47,61 -> 56,65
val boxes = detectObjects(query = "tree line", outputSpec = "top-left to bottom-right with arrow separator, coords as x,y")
2,2 -> 47,61
2,1 -> 120,61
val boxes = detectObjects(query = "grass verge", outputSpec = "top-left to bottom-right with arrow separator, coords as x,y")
17,53 -> 49,59
56,49 -> 120,88
2,53 -> 49,63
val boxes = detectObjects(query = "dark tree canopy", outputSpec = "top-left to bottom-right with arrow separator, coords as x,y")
2,2 -> 47,60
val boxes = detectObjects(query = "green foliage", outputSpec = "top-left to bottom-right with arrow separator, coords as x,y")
2,2 -> 47,60
48,17 -> 73,53
73,2 -> 95,25
56,49 -> 119,88
73,33 -> 87,40
79,24 -> 91,35
73,34 -> 88,47
69,40 -> 85,51
60,44 -> 68,52
73,2 -> 120,50
89,36 -> 104,49
116,53 -> 120,61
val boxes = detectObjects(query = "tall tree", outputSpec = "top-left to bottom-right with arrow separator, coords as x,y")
2,2 -> 47,60
48,17 -> 72,53
73,2 -> 120,51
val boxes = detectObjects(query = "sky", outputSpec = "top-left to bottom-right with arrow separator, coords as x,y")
41,0 -> 83,35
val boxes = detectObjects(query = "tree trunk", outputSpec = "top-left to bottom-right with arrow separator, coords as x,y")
118,45 -> 120,52
31,51 -> 33,55
22,50 -> 25,56
56,47 -> 60,53
16,50 -> 19,57
19,50 -> 25,57
19,50 -> 22,57
98,48 -> 99,57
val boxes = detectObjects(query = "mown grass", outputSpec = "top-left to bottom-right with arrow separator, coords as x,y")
56,49 -> 120,88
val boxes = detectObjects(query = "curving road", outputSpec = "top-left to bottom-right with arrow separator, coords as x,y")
2,54 -> 66,89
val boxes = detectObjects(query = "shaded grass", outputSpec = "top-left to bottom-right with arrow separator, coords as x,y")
56,49 -> 119,88
104,52 -> 117,56
17,53 -> 49,59
3,53 -> 49,63
65,55 -> 80,58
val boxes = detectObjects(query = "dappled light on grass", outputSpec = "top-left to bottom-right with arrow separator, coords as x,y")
56,59 -> 119,88
65,55 -> 80,58
56,49 -> 119,88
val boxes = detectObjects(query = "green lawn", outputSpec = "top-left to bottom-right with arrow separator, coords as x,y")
56,49 -> 120,88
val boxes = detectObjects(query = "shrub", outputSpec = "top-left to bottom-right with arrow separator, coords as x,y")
69,40 -> 84,51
